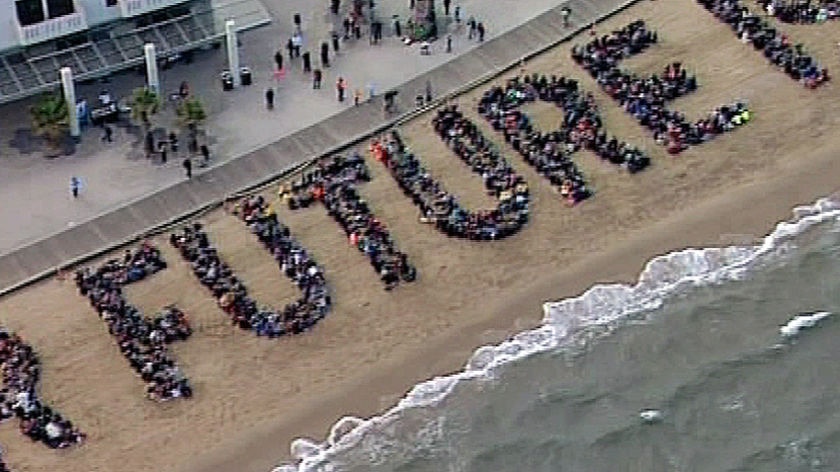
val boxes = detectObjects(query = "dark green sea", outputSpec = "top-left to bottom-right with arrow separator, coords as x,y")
276,198 -> 840,472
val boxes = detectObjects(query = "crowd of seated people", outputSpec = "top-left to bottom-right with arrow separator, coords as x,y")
75,243 -> 193,401
698,0 -> 829,87
573,20 -> 752,154
479,73 -> 649,183
758,0 -> 840,23
370,121 -> 529,240
279,154 -> 417,290
171,220 -> 330,336
0,329 -> 86,449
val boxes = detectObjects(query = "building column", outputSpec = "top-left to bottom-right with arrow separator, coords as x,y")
225,20 -> 241,88
60,67 -> 80,138
144,43 -> 160,94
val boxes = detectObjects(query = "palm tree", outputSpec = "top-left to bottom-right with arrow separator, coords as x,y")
130,86 -> 159,129
30,92 -> 69,150
176,96 -> 207,146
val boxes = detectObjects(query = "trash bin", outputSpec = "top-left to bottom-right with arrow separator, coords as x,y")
221,70 -> 233,91
239,67 -> 252,86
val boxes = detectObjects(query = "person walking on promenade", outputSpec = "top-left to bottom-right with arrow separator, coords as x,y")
443,0 -> 451,16
265,88 -> 275,109
313,69 -> 323,89
468,16 -> 476,39
454,6 -> 461,24
446,34 -> 452,53
477,22 -> 485,42
354,88 -> 363,106
336,76 -> 347,102
183,158 -> 192,179
70,176 -> 81,198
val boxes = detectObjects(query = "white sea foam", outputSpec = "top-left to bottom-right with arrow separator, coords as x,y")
639,409 -> 663,423
780,312 -> 833,338
272,197 -> 840,472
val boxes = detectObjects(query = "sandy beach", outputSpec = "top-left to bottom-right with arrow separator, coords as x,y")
1,1 -> 840,471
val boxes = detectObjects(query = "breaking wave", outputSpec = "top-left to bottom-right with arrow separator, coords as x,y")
271,196 -> 840,472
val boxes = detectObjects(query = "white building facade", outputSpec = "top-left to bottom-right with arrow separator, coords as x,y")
0,0 -> 193,52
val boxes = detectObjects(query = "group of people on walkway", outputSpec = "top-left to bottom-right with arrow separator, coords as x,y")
280,153 -> 417,289
74,243 -> 193,401
698,0 -> 829,87
758,0 -> 840,23
371,109 -> 530,240
572,20 -> 751,153
0,329 -> 86,449
170,218 -> 330,336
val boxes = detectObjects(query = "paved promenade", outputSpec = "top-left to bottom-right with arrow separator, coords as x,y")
0,0 -> 634,294
0,0 -> 562,255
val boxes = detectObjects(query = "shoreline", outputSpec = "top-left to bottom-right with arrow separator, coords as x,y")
186,142 -> 840,472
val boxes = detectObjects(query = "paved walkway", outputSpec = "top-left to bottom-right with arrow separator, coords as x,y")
0,0 -> 563,255
0,0 -> 634,294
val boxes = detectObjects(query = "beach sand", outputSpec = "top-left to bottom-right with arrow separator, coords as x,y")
2,1 -> 840,471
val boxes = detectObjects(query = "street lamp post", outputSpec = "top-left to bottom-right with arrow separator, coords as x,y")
225,20 -> 241,88
143,43 -> 160,94
60,67 -> 80,138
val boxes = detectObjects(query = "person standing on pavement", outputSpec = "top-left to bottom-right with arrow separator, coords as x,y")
313,69 -> 323,89
394,17 -> 402,37
561,6 -> 571,27
343,16 -> 351,39
169,131 -> 178,153
286,38 -> 295,60
292,32 -> 303,57
302,51 -> 312,72
321,42 -> 330,67
468,16 -> 476,39
274,49 -> 283,70
477,22 -> 485,42
183,158 -> 192,179
102,124 -> 113,142
332,32 -> 340,52
454,6 -> 461,24
336,76 -> 347,102
70,176 -> 81,198
265,88 -> 275,109
443,0 -> 451,16
446,34 -> 452,53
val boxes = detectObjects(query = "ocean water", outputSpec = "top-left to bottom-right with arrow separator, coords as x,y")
274,197 -> 840,472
